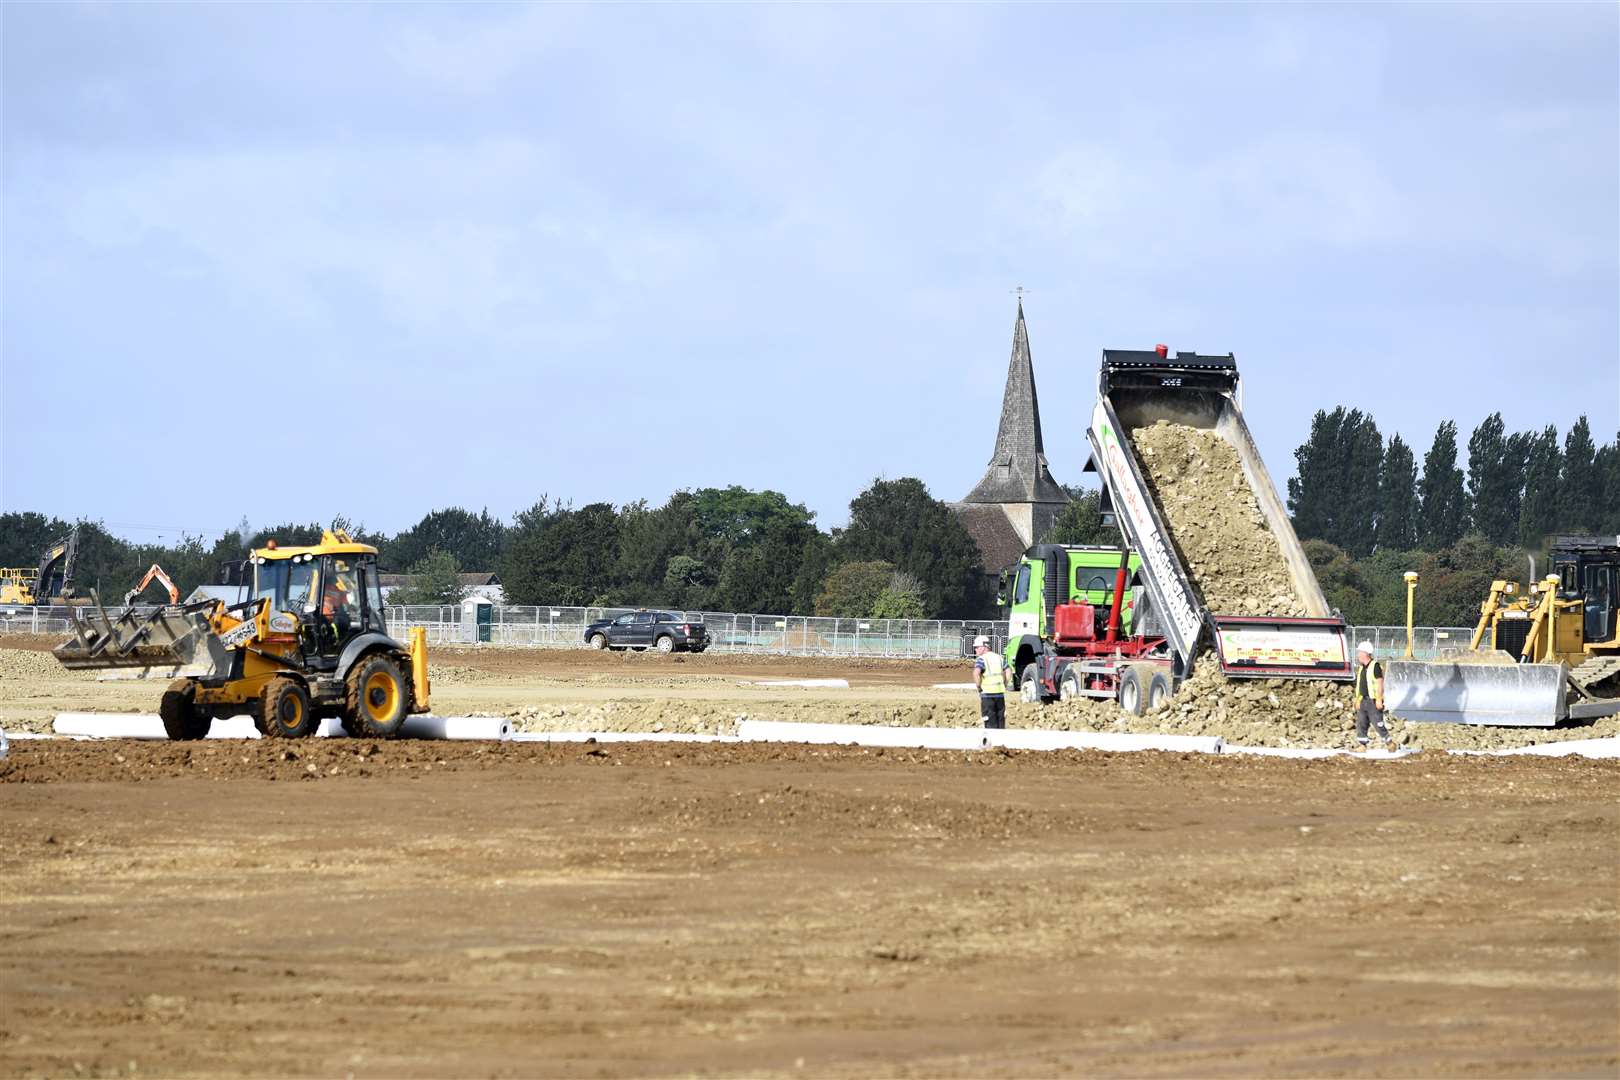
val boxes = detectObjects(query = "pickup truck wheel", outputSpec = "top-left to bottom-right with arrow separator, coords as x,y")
655,634 -> 675,654
1118,666 -> 1146,716
1019,663 -> 1043,704
588,633 -> 607,650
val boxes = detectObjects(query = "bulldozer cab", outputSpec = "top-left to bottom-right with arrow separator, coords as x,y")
1551,537 -> 1620,648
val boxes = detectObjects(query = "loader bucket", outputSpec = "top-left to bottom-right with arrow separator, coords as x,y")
53,602 -> 231,680
1383,658 -> 1568,727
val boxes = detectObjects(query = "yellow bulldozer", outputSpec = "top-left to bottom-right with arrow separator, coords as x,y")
54,529 -> 430,740
1385,536 -> 1620,727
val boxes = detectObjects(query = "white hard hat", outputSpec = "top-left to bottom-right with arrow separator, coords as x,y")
1357,641 -> 1375,655
973,634 -> 990,648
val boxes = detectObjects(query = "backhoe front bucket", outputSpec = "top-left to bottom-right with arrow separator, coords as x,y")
53,603 -> 230,680
1383,658 -> 1568,727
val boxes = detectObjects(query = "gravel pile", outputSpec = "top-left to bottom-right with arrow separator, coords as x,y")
1132,420 -> 1307,617
1,647 -> 71,681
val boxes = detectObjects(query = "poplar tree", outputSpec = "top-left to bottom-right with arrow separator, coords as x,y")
1517,426 -> 1562,547
1418,421 -> 1467,548
1559,417 -> 1598,531
1375,434 -> 1418,552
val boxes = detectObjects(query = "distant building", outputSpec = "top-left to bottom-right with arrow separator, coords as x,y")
951,301 -> 1071,580
184,584 -> 247,606
379,572 -> 503,605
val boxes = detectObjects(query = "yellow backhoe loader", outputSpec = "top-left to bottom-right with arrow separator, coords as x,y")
1384,536 -> 1620,727
54,529 -> 430,740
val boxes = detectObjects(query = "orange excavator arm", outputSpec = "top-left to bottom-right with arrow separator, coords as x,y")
124,564 -> 181,607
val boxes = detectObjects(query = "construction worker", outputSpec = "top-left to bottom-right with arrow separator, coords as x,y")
973,634 -> 1008,729
1353,641 -> 1397,752
321,567 -> 359,642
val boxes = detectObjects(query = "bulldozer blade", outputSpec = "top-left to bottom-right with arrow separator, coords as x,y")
53,605 -> 230,680
1383,659 -> 1568,727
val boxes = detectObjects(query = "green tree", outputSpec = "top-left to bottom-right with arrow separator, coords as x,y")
0,512 -> 75,569
1559,416 -> 1598,531
1287,407 -> 1381,555
691,486 -> 815,546
388,549 -> 468,606
870,572 -> 926,619
1289,408 -> 1349,545
1418,421 -> 1467,549
1596,433 -> 1620,533
1517,425 -> 1562,547
1465,413 -> 1527,544
245,522 -> 326,549
499,499 -> 622,606
837,478 -> 987,617
383,507 -> 506,571
1303,538 -> 1366,618
1040,487 -> 1111,546
813,561 -> 894,618
1374,434 -> 1418,552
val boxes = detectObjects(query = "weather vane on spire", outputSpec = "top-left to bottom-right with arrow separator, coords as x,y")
1010,285 -> 1029,302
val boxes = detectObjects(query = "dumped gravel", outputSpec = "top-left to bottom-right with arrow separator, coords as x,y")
1132,420 -> 1307,617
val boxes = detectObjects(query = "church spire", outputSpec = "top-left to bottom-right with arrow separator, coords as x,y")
963,300 -> 1067,505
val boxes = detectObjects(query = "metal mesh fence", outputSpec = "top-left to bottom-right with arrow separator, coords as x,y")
0,603 -> 1473,663
382,605 -> 979,658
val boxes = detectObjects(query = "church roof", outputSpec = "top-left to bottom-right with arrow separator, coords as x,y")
950,503 -> 1029,576
963,301 -> 1069,505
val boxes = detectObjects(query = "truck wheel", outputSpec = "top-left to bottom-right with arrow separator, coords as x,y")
261,678 -> 317,738
1118,666 -> 1146,716
1147,670 -> 1171,711
1059,669 -> 1082,702
655,634 -> 675,654
159,678 -> 212,741
588,633 -> 607,650
1019,663 -> 1043,704
346,655 -> 408,738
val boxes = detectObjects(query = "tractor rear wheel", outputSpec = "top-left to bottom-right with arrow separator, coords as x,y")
159,679 -> 212,741
347,655 -> 408,738
261,678 -> 317,739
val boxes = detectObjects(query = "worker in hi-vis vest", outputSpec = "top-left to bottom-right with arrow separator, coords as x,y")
973,634 -> 1008,730
1353,641 -> 1397,752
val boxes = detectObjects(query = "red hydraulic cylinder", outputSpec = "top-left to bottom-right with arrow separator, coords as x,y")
1104,550 -> 1130,643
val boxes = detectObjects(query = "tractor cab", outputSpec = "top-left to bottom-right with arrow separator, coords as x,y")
249,532 -> 390,666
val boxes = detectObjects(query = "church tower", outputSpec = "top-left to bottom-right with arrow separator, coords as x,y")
952,302 -> 1071,579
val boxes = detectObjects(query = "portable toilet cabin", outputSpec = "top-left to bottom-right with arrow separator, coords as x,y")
460,595 -> 494,643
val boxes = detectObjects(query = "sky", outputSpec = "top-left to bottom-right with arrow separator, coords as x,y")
3,3 -> 1617,545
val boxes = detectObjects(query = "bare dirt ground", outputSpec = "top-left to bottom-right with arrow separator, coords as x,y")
1,742 -> 1615,1078
8,635 -> 1617,751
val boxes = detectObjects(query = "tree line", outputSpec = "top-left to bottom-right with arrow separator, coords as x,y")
0,477 -> 993,619
1288,410 -> 1619,626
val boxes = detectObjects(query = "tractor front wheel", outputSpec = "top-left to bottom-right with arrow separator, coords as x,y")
346,655 -> 409,738
159,679 -> 212,741
261,678 -> 318,738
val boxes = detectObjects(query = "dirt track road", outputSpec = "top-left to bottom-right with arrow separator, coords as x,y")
3,742 -> 1616,1077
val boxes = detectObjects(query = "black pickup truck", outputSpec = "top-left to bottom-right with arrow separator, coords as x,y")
583,610 -> 710,653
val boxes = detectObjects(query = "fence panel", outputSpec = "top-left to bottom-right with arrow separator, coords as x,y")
0,603 -> 1470,664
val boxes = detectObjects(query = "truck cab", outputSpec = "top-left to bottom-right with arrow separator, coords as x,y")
1002,544 -> 1142,685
